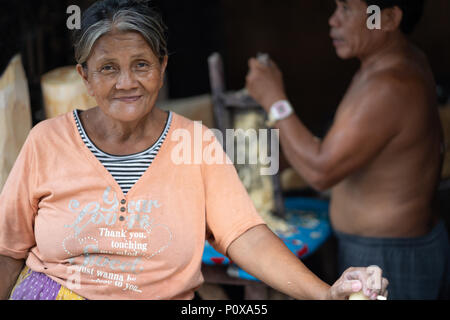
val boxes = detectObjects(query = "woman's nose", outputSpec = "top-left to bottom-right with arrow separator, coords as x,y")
115,70 -> 137,90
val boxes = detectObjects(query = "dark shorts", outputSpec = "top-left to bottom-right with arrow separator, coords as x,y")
334,220 -> 450,300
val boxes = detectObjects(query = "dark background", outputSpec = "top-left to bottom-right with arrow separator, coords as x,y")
1,0 -> 449,136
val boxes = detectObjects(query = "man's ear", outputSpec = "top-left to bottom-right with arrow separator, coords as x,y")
76,64 -> 95,96
381,6 -> 403,32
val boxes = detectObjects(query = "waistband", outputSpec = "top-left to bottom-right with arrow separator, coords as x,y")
333,220 -> 449,248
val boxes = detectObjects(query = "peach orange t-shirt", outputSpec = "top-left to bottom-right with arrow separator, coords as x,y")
0,110 -> 265,299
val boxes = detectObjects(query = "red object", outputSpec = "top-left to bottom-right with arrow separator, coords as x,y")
211,257 -> 225,265
296,245 -> 308,258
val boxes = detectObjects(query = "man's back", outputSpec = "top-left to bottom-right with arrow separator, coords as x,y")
330,43 -> 443,238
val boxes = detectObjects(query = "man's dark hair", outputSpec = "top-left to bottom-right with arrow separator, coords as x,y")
363,0 -> 426,34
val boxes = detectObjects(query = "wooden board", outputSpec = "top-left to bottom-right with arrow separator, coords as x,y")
0,54 -> 32,191
158,94 -> 214,128
41,65 -> 97,119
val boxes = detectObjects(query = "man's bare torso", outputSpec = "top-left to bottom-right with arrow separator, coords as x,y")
330,43 -> 443,238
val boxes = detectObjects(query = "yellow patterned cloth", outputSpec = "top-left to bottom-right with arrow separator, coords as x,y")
55,285 -> 85,300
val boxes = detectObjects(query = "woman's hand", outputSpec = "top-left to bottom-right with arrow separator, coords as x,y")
327,266 -> 389,300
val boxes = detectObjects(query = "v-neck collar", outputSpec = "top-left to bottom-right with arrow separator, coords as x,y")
69,109 -> 176,200
73,109 -> 172,160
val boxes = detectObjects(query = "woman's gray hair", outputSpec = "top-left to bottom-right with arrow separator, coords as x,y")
72,0 -> 168,68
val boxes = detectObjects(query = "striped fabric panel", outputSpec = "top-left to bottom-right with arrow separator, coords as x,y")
73,109 -> 172,195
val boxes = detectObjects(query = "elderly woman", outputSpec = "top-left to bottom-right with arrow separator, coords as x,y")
0,0 -> 388,300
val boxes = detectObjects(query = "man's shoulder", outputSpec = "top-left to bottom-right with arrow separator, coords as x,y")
356,66 -> 432,117
364,59 -> 432,100
337,65 -> 434,130
366,68 -> 422,94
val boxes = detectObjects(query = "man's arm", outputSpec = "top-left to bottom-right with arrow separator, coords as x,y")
274,83 -> 400,190
246,59 -> 406,190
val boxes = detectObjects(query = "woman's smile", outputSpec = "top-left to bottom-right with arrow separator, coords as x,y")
114,95 -> 143,103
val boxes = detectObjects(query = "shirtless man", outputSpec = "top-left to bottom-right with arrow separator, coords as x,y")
246,0 -> 449,299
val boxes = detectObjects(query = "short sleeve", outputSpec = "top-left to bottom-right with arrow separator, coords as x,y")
0,130 -> 38,259
201,128 -> 265,256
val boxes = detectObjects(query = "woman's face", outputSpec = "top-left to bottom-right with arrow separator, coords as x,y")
77,30 -> 167,123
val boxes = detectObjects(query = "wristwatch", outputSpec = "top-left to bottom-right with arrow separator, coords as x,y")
266,100 -> 294,127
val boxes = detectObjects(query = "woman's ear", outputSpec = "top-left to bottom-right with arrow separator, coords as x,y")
76,64 -> 95,96
159,55 -> 168,89
381,6 -> 403,32
160,55 -> 168,77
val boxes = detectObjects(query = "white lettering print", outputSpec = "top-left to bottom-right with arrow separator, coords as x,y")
63,235 -> 98,256
123,282 -> 142,293
61,187 -> 173,293
65,187 -> 163,235
129,231 -> 146,240
111,240 -> 148,252
99,228 -> 127,238
80,244 -> 145,274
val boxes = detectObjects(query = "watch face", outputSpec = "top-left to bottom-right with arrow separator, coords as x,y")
274,101 -> 290,117
276,104 -> 286,113
270,100 -> 292,122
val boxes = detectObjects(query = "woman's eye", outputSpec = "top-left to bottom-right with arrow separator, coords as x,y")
136,62 -> 149,69
100,65 -> 116,73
